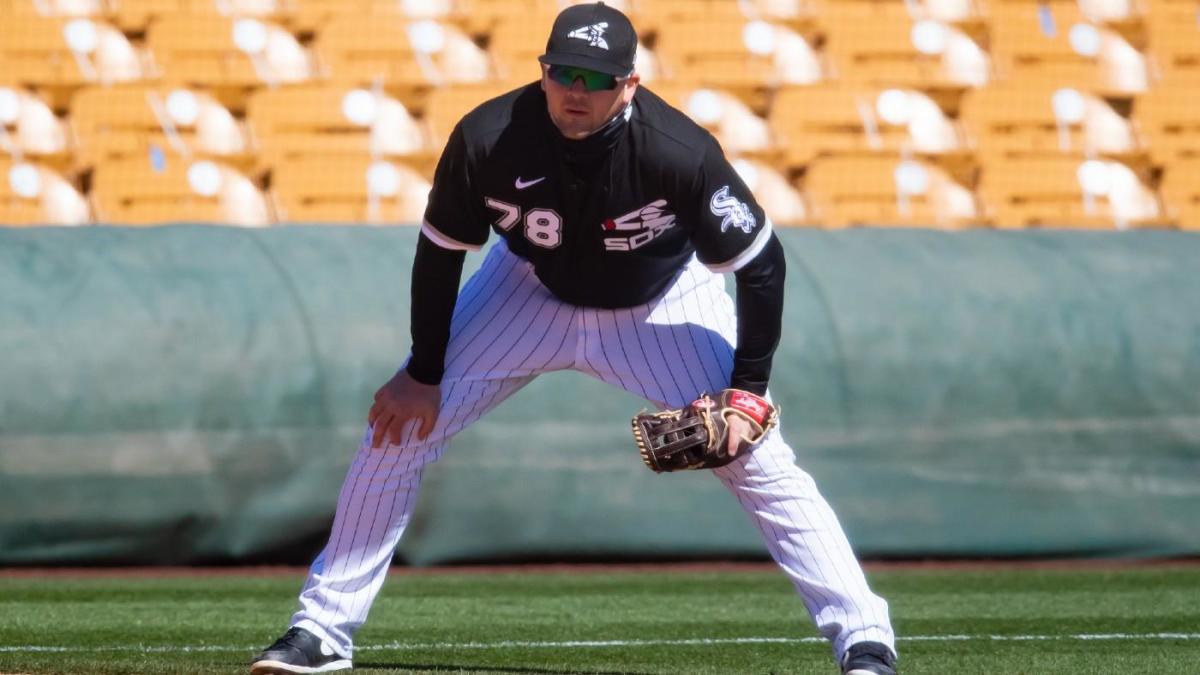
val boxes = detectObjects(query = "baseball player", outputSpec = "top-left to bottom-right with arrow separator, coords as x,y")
251,3 -> 897,674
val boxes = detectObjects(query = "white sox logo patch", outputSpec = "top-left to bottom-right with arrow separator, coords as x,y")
568,22 -> 609,50
710,186 -> 757,234
603,199 -> 675,251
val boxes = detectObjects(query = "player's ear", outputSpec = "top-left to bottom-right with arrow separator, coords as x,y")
622,72 -> 640,101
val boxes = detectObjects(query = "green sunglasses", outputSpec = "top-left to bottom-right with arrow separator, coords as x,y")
546,64 -> 628,91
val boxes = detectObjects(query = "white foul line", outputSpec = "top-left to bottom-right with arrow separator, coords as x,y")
1,633 -> 1198,654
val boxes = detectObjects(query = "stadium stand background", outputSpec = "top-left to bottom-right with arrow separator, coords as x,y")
1,0 -> 1198,230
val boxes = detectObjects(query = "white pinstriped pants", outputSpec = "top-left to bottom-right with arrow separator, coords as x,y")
290,239 -> 895,662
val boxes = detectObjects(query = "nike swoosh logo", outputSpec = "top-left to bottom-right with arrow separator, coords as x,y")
515,176 -> 546,189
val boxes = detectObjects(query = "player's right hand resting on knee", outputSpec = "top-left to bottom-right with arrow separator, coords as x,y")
367,369 -> 440,449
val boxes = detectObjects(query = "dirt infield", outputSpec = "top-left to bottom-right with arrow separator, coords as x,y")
1,557 -> 1196,579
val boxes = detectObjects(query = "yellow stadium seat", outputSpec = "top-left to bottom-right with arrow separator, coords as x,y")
730,157 -> 812,226
960,82 -> 1142,159
820,1 -> 989,88
1135,84 -> 1200,164
1076,0 -> 1146,24
485,13 -> 559,83
3,0 -> 111,18
70,84 -> 252,169
246,84 -> 431,171
146,14 -> 315,101
0,15 -> 147,102
978,156 -> 1165,228
111,0 -> 299,31
314,15 -> 493,94
988,0 -> 1149,93
1159,158 -> 1200,229
0,85 -> 72,162
653,18 -> 822,92
1145,0 -> 1200,84
91,156 -> 272,226
423,82 -> 514,150
899,0 -> 988,23
768,84 -> 965,168
0,157 -> 92,225
463,0 -> 633,36
805,155 -> 979,228
634,0 -> 819,34
647,83 -> 777,158
285,0 -> 469,34
269,156 -> 431,224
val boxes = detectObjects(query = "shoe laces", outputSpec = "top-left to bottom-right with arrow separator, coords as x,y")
846,641 -> 896,667
268,627 -> 309,652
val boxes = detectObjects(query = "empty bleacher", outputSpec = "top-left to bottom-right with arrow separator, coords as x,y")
0,0 -> 1197,229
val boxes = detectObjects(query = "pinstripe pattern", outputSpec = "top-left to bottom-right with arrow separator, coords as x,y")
288,239 -> 894,663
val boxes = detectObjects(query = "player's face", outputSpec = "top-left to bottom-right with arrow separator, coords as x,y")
541,64 -> 640,140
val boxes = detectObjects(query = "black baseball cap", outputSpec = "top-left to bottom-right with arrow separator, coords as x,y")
537,2 -> 637,76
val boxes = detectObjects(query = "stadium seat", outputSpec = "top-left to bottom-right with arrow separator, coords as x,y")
1159,158 -> 1200,229
90,156 -> 272,226
978,156 -> 1164,228
110,0 -> 298,32
988,0 -> 1149,93
145,14 -> 315,100
1145,0 -> 1200,84
314,15 -> 492,95
653,18 -> 822,93
0,85 -> 72,161
820,1 -> 989,88
1076,0 -> 1145,23
768,84 -> 964,168
70,84 -> 251,169
647,84 -> 776,157
805,155 -> 979,228
1134,84 -> 1200,164
899,0 -> 988,23
246,84 -> 431,171
3,0 -> 111,18
634,0 -> 819,33
269,156 -> 431,224
423,82 -> 518,151
731,157 -> 811,226
0,157 -> 91,225
464,0 -> 632,36
0,15 -> 147,100
960,82 -> 1141,159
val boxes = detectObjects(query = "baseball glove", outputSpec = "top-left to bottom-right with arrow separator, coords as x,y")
631,389 -> 779,473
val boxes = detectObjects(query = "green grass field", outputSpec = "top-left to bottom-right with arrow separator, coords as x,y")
1,565 -> 1197,674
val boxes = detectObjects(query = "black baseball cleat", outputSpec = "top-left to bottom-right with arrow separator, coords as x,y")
249,627 -> 352,674
841,640 -> 898,675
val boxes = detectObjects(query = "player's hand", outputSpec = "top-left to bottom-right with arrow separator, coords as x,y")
367,368 -> 440,449
725,414 -> 755,458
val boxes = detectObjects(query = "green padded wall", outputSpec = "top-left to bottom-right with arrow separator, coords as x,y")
1,226 -> 1197,564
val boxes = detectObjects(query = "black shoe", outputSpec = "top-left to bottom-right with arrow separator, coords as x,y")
250,627 -> 352,674
842,640 -> 897,675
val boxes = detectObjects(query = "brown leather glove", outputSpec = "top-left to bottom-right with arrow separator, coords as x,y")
631,389 -> 779,473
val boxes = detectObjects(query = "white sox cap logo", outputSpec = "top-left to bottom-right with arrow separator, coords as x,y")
710,186 -> 757,234
568,22 -> 610,50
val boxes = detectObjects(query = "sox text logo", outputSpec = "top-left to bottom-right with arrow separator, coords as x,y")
602,199 -> 676,251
